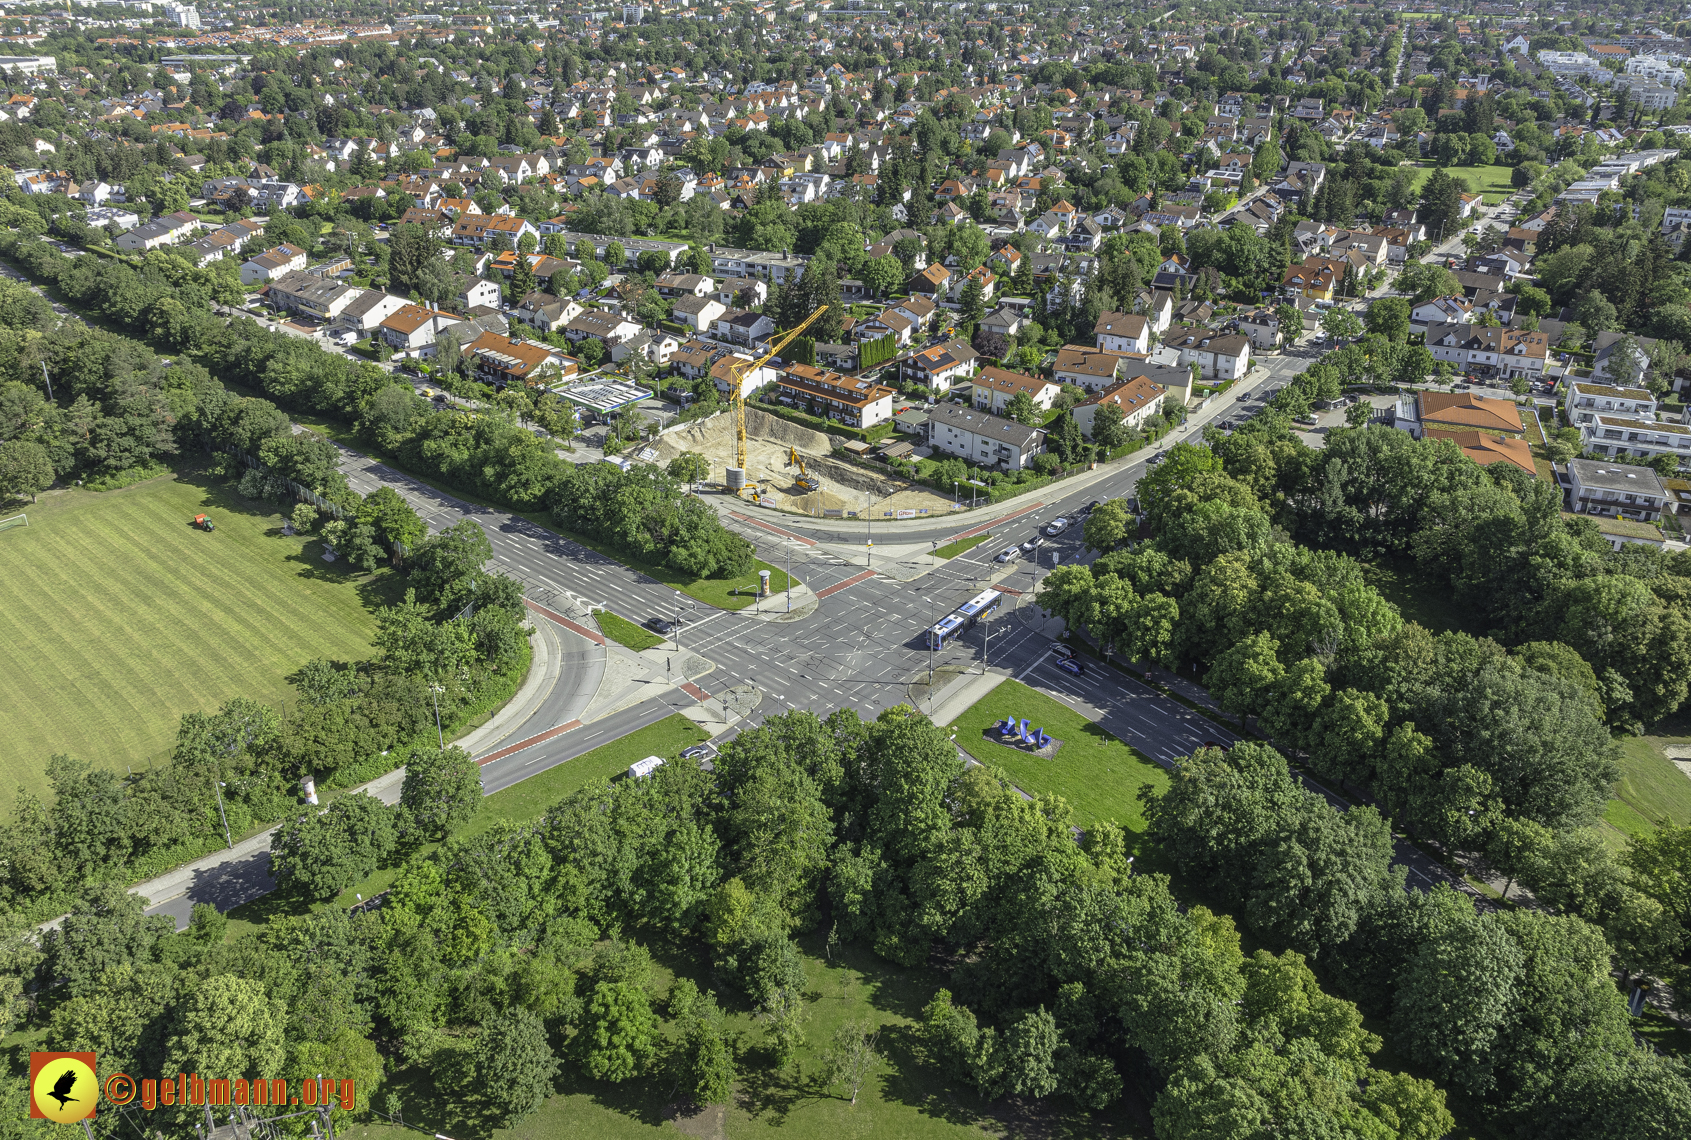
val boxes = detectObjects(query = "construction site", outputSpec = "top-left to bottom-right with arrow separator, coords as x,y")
646,408 -> 957,517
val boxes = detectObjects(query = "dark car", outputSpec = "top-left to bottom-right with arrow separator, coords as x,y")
645,616 -> 686,634
1051,643 -> 1076,660
1084,500 -> 1100,513
1057,658 -> 1085,675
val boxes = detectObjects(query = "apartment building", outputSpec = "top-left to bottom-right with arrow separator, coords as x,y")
1580,415 -> 1691,469
1564,382 -> 1658,426
775,364 -> 896,428
1567,458 -> 1667,522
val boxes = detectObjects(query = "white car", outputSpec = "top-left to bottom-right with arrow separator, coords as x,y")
1044,517 -> 1070,537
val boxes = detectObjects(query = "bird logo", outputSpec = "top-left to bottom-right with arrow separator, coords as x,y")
48,1070 -> 78,1110
29,1053 -> 98,1123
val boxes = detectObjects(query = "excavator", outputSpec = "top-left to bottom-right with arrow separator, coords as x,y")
788,446 -> 820,493
726,304 -> 828,497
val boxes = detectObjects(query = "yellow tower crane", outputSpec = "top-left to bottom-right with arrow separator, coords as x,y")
726,304 -> 828,494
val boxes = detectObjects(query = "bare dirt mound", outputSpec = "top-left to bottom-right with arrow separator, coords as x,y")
642,407 -> 953,516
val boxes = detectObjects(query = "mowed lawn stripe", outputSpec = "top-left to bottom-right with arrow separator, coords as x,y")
0,476 -> 385,805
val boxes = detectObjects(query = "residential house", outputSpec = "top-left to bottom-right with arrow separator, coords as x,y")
563,309 -> 643,349
925,403 -> 1045,471
266,272 -> 358,324
979,304 -> 1028,339
513,293 -> 585,334
239,244 -> 308,285
1591,331 -> 1662,384
1423,323 -> 1551,379
1393,391 -> 1525,439
1421,430 -> 1538,478
1055,346 -> 1137,392
454,276 -> 503,313
1073,374 -> 1167,440
900,339 -> 979,394
1093,311 -> 1150,354
907,262 -> 952,298
462,331 -> 573,389
854,308 -> 915,348
115,210 -> 199,252
970,366 -> 1061,416
891,294 -> 939,336
673,294 -> 727,332
1282,256 -> 1346,300
328,289 -> 408,337
1164,329 -> 1252,381
715,308 -> 776,347
1236,308 -> 1284,352
379,304 -> 464,357
451,214 -> 540,249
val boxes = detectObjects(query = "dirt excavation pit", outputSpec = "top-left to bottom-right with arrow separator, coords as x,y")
647,408 -> 955,516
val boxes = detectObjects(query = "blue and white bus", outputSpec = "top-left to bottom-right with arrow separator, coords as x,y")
955,588 -> 1004,628
926,614 -> 965,649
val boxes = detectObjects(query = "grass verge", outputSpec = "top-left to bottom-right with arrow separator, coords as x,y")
1609,734 -> 1691,834
934,532 -> 992,560
946,678 -> 1170,844
593,608 -> 663,650
0,469 -> 395,808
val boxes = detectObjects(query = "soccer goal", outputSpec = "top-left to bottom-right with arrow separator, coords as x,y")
0,514 -> 28,533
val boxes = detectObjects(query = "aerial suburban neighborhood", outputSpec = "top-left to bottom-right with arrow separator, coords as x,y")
3,0 -> 1691,1135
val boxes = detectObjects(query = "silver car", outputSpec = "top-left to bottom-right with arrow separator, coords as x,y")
994,546 -> 1021,563
1044,517 -> 1070,537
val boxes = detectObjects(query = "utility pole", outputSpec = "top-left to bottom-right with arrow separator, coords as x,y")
212,779 -> 233,849
786,538 -> 792,612
866,492 -> 872,567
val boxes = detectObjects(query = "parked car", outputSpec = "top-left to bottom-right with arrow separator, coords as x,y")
680,743 -> 718,762
1044,517 -> 1070,537
994,546 -> 1022,563
1057,658 -> 1085,675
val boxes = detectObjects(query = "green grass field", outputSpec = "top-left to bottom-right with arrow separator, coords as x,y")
593,608 -> 664,651
0,473 -> 396,807
947,679 -> 1170,846
1404,162 -> 1517,205
934,532 -> 992,560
